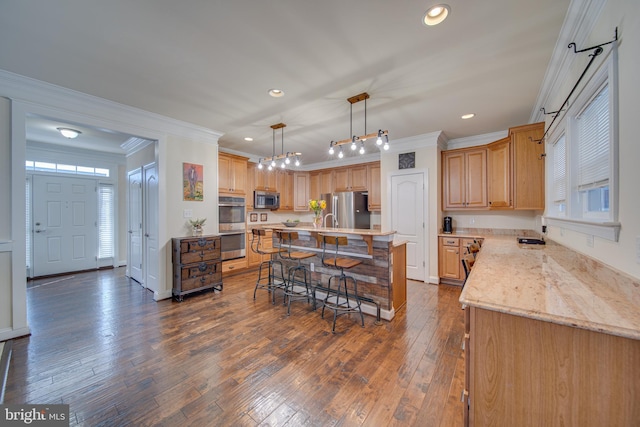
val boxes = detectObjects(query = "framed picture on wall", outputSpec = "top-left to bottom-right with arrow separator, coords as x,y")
250,213 -> 258,222
399,152 -> 415,169
183,162 -> 203,201
260,213 -> 268,222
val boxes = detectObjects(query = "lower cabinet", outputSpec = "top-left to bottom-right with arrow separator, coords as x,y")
172,235 -> 222,301
439,236 -> 482,285
247,230 -> 273,268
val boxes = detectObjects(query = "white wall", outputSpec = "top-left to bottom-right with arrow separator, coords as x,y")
543,0 -> 640,279
0,97 -> 14,337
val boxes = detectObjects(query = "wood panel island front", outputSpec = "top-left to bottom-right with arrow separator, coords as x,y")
260,225 -> 407,321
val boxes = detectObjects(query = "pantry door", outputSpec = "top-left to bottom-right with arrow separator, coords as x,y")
32,175 -> 98,277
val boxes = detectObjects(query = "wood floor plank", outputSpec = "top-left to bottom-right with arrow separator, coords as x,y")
5,268 -> 465,426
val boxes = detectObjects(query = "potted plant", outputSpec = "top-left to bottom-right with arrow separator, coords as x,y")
188,218 -> 206,236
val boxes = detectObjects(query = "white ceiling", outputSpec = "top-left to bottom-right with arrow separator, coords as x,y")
0,0 -> 571,165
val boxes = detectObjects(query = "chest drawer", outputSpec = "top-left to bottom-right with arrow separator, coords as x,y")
176,237 -> 221,264
441,237 -> 460,247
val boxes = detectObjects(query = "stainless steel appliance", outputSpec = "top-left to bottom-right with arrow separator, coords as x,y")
254,190 -> 280,210
218,196 -> 246,260
443,216 -> 453,234
321,191 -> 370,229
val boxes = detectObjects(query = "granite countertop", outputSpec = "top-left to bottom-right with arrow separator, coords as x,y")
460,235 -> 640,340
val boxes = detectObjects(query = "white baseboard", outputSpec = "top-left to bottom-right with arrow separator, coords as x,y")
0,327 -> 31,342
154,290 -> 173,301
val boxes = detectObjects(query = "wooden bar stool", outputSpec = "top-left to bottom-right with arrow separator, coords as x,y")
251,228 -> 286,304
274,230 -> 315,315
320,234 -> 364,333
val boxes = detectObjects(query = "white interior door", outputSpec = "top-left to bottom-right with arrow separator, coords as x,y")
127,168 -> 143,284
143,162 -> 159,292
32,175 -> 98,276
391,172 -> 427,281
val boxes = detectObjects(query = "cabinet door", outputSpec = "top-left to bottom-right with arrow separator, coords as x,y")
439,241 -> 461,280
443,151 -> 466,209
277,170 -> 293,211
319,170 -> 333,195
487,137 -> 512,208
309,173 -> 320,201
294,172 -> 309,211
246,163 -> 255,209
367,163 -> 381,211
512,122 -> 545,210
333,168 -> 350,192
255,167 -> 277,191
465,149 -> 487,208
350,165 -> 368,191
218,155 -> 233,193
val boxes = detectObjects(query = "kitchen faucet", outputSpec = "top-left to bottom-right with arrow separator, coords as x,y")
323,213 -> 338,228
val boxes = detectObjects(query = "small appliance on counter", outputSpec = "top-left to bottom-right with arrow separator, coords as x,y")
443,216 -> 453,234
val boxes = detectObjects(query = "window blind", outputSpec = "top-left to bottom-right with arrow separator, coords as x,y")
577,83 -> 609,190
552,135 -> 566,203
98,184 -> 114,259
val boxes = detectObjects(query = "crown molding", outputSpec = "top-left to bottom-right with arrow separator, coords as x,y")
446,130 -> 507,150
121,137 -> 153,155
0,69 -> 223,144
530,0 -> 608,124
385,131 -> 445,154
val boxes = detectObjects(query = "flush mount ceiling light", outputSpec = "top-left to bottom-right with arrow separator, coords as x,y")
461,113 -> 476,119
268,88 -> 285,98
257,123 -> 302,171
244,137 -> 254,141
423,4 -> 450,26
57,127 -> 81,139
328,92 -> 389,158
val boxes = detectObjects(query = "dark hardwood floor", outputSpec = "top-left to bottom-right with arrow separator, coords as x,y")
6,267 -> 465,426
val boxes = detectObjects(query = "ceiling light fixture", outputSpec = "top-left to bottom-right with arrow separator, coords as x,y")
57,127 -> 81,139
257,123 -> 302,171
268,88 -> 284,98
423,4 -> 450,26
328,92 -> 389,158
461,113 -> 475,119
244,137 -> 253,141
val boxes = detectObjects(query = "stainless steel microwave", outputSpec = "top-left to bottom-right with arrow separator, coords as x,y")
254,190 -> 280,210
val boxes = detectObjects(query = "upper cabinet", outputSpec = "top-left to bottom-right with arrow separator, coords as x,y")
218,153 -> 248,195
487,137 -> 512,209
277,170 -> 294,211
511,122 -> 545,210
334,165 -> 368,192
442,148 -> 487,210
367,163 -> 381,212
293,172 -> 309,212
246,162 -> 256,209
254,167 -> 277,192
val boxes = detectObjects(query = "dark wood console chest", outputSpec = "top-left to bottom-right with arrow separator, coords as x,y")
172,235 -> 222,301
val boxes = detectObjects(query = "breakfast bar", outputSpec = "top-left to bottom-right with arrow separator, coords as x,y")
263,225 -> 407,320
459,235 -> 640,426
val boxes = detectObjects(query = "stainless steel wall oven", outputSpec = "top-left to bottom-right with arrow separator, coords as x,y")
218,196 -> 246,260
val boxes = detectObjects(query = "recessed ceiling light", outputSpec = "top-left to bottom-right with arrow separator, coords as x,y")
57,127 -> 81,139
244,137 -> 253,141
268,89 -> 284,98
423,4 -> 450,26
461,113 -> 476,120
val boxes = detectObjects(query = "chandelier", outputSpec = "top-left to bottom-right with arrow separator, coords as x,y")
258,123 -> 301,170
328,92 -> 389,159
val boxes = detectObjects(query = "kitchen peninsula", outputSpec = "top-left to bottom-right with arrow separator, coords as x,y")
460,236 -> 640,426
263,225 -> 406,320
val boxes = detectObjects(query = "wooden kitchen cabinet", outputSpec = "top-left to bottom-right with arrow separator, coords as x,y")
487,136 -> 512,209
334,165 -> 368,192
218,153 -> 248,195
319,170 -> 333,196
367,163 -> 381,211
439,236 -> 462,281
511,122 -> 545,210
246,163 -> 255,209
254,166 -> 278,192
442,148 -> 487,210
276,170 -> 294,211
293,172 -> 309,211
172,235 -> 222,301
247,230 -> 272,268
309,172 -> 320,201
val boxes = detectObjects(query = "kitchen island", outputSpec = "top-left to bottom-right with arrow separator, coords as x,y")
263,225 -> 406,320
460,235 -> 640,426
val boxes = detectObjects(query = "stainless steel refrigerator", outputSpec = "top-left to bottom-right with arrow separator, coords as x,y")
321,191 -> 370,229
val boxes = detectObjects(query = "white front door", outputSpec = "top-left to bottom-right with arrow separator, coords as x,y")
32,175 -> 98,276
127,168 -> 143,284
391,172 -> 427,281
143,162 -> 159,293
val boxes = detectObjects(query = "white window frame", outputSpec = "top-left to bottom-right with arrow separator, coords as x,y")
545,46 -> 620,241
